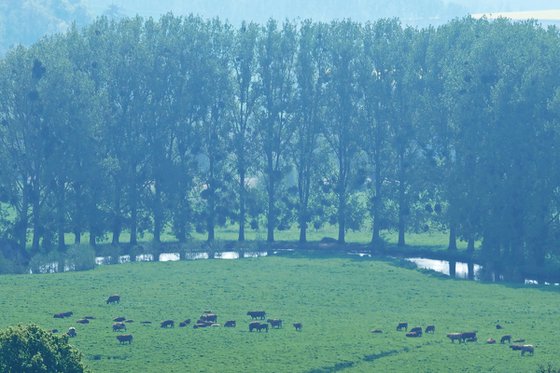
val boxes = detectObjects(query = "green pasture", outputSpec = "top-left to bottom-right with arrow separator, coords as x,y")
1,256 -> 557,372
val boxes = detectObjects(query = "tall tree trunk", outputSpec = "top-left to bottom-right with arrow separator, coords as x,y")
74,229 -> 81,244
266,167 -> 275,243
397,173 -> 406,248
31,183 -> 41,253
467,236 -> 475,255
111,186 -> 121,245
337,191 -> 346,244
56,180 -> 65,250
448,223 -> 457,251
130,182 -> 138,246
153,180 -> 162,243
371,121 -> 383,246
16,181 -> 30,248
89,230 -> 96,246
207,156 -> 215,242
238,166 -> 246,242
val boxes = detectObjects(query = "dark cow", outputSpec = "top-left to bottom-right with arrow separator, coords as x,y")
461,332 -> 477,343
370,329 -> 383,334
116,334 -> 133,344
500,335 -> 512,344
179,319 -> 191,328
487,338 -> 496,344
113,322 -> 126,332
62,311 -> 73,318
113,317 -> 126,322
496,324 -> 503,329
406,331 -> 421,337
257,323 -> 269,332
396,322 -> 408,331
249,321 -> 261,332
201,313 -> 218,323
425,325 -> 435,334
410,327 -> 423,336
106,295 -> 120,304
267,319 -> 283,329
76,319 -> 89,324
67,327 -> 77,337
51,329 -> 59,334
447,333 -> 462,343
224,320 -> 236,328
293,322 -> 303,331
510,344 -> 534,355
84,316 -> 95,320
161,320 -> 174,328
513,339 -> 526,343
140,321 -> 152,325
247,311 -> 266,320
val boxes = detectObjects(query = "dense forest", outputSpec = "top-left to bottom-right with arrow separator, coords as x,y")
1,14 -> 560,275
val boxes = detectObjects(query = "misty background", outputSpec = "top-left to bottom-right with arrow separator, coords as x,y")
1,0 -> 559,55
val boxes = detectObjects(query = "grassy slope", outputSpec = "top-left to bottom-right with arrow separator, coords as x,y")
1,257 -> 557,372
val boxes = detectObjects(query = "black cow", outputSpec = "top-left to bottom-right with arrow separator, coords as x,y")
107,295 -> 120,304
268,319 -> 283,329
67,327 -> 77,337
396,322 -> 408,331
247,311 -> 266,320
410,327 -> 423,336
76,319 -> 89,324
501,335 -> 512,344
461,332 -> 477,343
293,322 -> 303,331
113,317 -> 126,322
116,334 -> 133,344
113,322 -> 126,332
249,321 -> 261,332
425,325 -> 435,334
224,320 -> 236,328
201,313 -> 218,323
257,323 -> 269,332
161,320 -> 174,328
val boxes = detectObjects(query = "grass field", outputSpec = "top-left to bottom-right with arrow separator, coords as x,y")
1,256 -> 558,372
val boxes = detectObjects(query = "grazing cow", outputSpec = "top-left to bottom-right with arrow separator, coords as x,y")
201,313 -> 218,323
51,329 -> 59,334
510,345 -> 522,351
461,332 -> 477,343
224,320 -> 236,328
257,323 -> 269,332
293,322 -> 303,331
487,338 -> 496,344
370,329 -> 383,334
116,334 -> 133,344
406,331 -> 420,337
268,319 -> 283,329
247,311 -> 266,320
447,333 -> 463,343
113,322 -> 126,332
62,311 -> 73,318
425,325 -> 435,334
179,319 -> 191,328
107,295 -> 120,304
161,320 -> 174,328
113,317 -> 126,322
500,335 -> 512,344
84,316 -> 95,320
396,322 -> 408,331
53,313 -> 64,319
67,327 -> 77,337
76,319 -> 89,324
410,327 -> 423,336
521,345 -> 534,356
496,324 -> 503,329
249,321 -> 261,332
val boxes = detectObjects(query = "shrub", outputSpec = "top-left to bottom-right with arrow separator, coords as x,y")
29,251 -> 63,274
0,324 -> 88,372
65,245 -> 96,271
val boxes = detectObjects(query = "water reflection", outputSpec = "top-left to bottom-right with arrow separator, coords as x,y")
404,257 -> 482,280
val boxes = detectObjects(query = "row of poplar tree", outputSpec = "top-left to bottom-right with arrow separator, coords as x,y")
1,14 -> 560,269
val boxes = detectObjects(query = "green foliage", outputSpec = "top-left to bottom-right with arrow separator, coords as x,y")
0,324 -> 88,373
65,245 -> 95,271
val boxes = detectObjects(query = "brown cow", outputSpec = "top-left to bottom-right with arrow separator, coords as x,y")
113,322 -> 126,332
267,319 -> 283,329
161,320 -> 174,328
500,335 -> 512,344
247,311 -> 266,320
425,325 -> 435,334
116,334 -> 133,344
396,322 -> 408,331
107,295 -> 120,304
293,322 -> 303,331
224,320 -> 236,328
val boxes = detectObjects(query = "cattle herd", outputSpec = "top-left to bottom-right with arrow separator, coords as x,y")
388,321 -> 535,356
49,294 -> 536,357
49,294 -> 303,346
